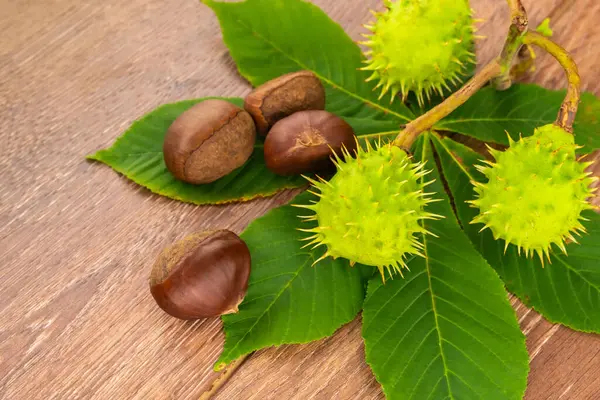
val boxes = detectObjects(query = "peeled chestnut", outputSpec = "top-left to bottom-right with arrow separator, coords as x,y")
244,71 -> 326,135
163,99 -> 256,184
264,110 -> 357,176
149,230 -> 251,320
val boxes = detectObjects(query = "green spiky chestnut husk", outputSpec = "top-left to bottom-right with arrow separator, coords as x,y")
470,124 -> 598,262
361,0 -> 475,104
294,141 -> 441,280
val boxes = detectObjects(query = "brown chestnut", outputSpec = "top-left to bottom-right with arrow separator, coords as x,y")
244,71 -> 326,135
163,99 -> 256,184
149,230 -> 251,320
264,110 -> 357,176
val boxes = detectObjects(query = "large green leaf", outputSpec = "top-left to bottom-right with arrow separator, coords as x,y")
435,84 -> 600,153
88,94 -> 407,205
362,134 -> 528,400
215,191 -> 368,370
432,134 -> 600,332
88,98 -> 306,205
203,0 -> 414,139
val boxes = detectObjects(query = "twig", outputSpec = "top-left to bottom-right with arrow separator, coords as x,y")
199,354 -> 251,400
493,0 -> 529,90
522,31 -> 581,131
393,62 -> 502,148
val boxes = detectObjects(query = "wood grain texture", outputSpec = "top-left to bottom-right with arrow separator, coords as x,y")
0,0 -> 598,399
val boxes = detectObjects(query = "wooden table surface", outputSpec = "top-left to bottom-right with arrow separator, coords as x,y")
2,0 -> 600,399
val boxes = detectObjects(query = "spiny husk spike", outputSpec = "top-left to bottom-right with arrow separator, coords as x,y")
536,249 -> 546,267
301,238 -> 322,249
567,234 -> 579,244
421,228 -> 439,238
556,240 -> 568,255
423,197 -> 444,204
297,214 -> 317,220
411,249 -> 426,258
302,175 -> 324,188
317,175 -> 334,188
503,239 -> 511,254
299,233 -> 320,241
312,252 -> 330,267
419,212 -> 445,220
310,241 -> 327,250
479,224 -> 492,233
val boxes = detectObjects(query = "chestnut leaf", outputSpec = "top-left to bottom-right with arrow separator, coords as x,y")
432,134 -> 600,333
435,84 -> 600,154
87,97 -> 306,205
215,190 -> 370,371
88,95 -> 406,205
362,134 -> 529,400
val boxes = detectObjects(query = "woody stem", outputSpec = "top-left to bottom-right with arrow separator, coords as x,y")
393,0 -> 529,149
522,31 -> 581,131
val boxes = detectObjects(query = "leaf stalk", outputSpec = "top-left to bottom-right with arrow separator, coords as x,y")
492,0 -> 529,90
522,31 -> 581,132
393,62 -> 502,149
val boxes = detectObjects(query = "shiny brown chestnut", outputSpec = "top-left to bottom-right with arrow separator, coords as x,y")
149,230 -> 251,320
163,99 -> 256,184
244,71 -> 326,135
264,110 -> 357,176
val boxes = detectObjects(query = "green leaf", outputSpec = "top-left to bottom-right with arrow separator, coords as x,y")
362,134 -> 528,400
432,134 -> 600,333
215,191 -> 368,370
88,98 -> 305,205
203,0 -> 413,142
535,18 -> 554,37
435,84 -> 600,153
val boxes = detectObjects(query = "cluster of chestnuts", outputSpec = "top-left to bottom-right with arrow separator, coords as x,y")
162,70 -> 357,183
151,71 -> 358,320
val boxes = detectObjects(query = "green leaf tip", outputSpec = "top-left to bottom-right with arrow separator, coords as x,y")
536,18 -> 554,37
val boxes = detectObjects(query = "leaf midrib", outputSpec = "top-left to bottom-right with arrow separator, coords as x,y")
420,139 -> 454,400
227,14 -> 412,123
220,254 -> 312,361
436,117 -> 548,127
422,227 -> 454,400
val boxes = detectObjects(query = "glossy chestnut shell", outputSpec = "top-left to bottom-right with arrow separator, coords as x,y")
263,110 -> 357,176
149,230 -> 251,320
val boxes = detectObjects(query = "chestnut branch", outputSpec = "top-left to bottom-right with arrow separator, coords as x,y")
393,0 -> 529,150
522,31 -> 581,131
200,354 -> 251,400
493,0 -> 529,90
393,62 -> 502,149
393,0 -> 582,148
